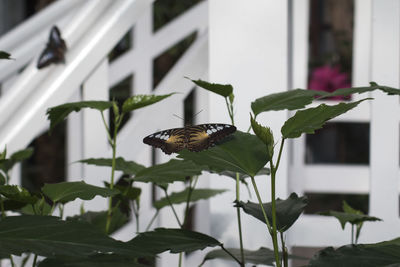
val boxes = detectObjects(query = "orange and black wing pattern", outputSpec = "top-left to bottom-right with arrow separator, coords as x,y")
143,124 -> 236,154
186,124 -> 236,152
143,127 -> 187,155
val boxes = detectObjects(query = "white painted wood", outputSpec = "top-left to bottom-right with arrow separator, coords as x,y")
369,0 -> 400,221
0,0 -> 153,155
209,2 -> 289,266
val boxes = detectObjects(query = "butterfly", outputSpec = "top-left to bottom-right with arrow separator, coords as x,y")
143,124 -> 236,154
37,26 -> 67,69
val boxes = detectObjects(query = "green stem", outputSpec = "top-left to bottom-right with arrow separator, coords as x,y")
249,177 -> 272,231
32,254 -> 38,267
105,116 -> 119,235
145,210 -> 159,231
269,161 -> 281,267
178,252 -> 183,267
183,177 -> 194,227
163,188 -> 182,228
0,197 -> 5,219
9,255 -> 15,267
225,97 -> 234,125
280,232 -> 288,267
275,138 -> 285,171
351,225 -> 354,245
220,244 -> 243,266
235,173 -> 245,267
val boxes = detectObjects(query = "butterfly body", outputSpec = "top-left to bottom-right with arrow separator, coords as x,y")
143,124 -> 236,154
37,26 -> 67,69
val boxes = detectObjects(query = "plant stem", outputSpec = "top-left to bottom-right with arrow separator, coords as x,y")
280,232 -> 288,267
9,255 -> 15,267
235,173 -> 245,267
220,244 -> 243,266
105,115 -> 119,235
183,177 -> 194,227
32,254 -> 37,267
163,188 -> 182,228
145,210 -> 159,231
269,161 -> 281,267
351,225 -> 354,245
178,252 -> 183,267
249,177 -> 272,231
0,197 -> 5,219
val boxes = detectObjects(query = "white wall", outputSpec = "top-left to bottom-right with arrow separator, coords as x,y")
209,1 -> 289,266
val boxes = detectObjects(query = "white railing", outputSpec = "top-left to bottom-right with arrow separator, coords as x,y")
0,1 -> 209,266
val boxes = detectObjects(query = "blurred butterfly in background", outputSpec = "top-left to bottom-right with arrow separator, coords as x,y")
143,124 -> 236,155
37,26 -> 67,69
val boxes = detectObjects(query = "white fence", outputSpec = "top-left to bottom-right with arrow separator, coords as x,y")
0,0 -> 399,266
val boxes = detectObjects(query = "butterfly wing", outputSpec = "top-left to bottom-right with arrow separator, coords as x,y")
37,26 -> 67,69
49,26 -> 67,50
187,124 -> 236,152
143,128 -> 187,155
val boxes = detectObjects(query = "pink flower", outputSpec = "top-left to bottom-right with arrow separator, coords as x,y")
308,65 -> 351,100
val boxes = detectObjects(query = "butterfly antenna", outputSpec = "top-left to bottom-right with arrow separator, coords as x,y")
173,114 -> 184,121
192,109 -> 203,119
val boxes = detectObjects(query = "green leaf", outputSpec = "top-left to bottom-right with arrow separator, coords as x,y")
251,89 -> 327,116
250,114 -> 274,157
202,247 -> 307,266
0,185 -> 38,204
0,147 -> 6,160
42,181 -> 119,204
318,210 -> 381,230
178,131 -> 269,177
186,77 -> 233,97
20,199 -> 52,215
122,93 -> 175,113
0,172 -> 5,185
203,247 -> 276,265
39,255 -> 149,267
79,157 -> 145,175
133,159 -> 203,184
67,209 -> 129,235
128,228 -> 221,254
0,51 -> 13,60
308,237 -> 400,267
0,215 -> 150,258
319,82 -> 400,99
0,148 -> 33,174
236,193 -> 308,232
154,188 -> 227,210
281,99 -> 371,139
46,101 -> 113,132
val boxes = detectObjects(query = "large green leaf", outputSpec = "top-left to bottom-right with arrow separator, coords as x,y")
186,77 -> 233,97
42,181 -> 119,204
236,193 -> 308,232
0,51 -> 13,60
308,238 -> 400,267
281,99 -> 370,139
0,148 -> 33,174
0,185 -> 37,204
319,210 -> 381,230
122,93 -> 175,113
67,209 -> 129,235
80,157 -> 145,175
128,228 -> 221,254
0,215 -> 149,258
251,89 -> 326,116
46,101 -> 113,132
178,131 -> 269,177
39,255 -> 149,267
154,188 -> 227,210
202,247 -> 276,266
133,159 -> 203,184
319,82 -> 400,99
